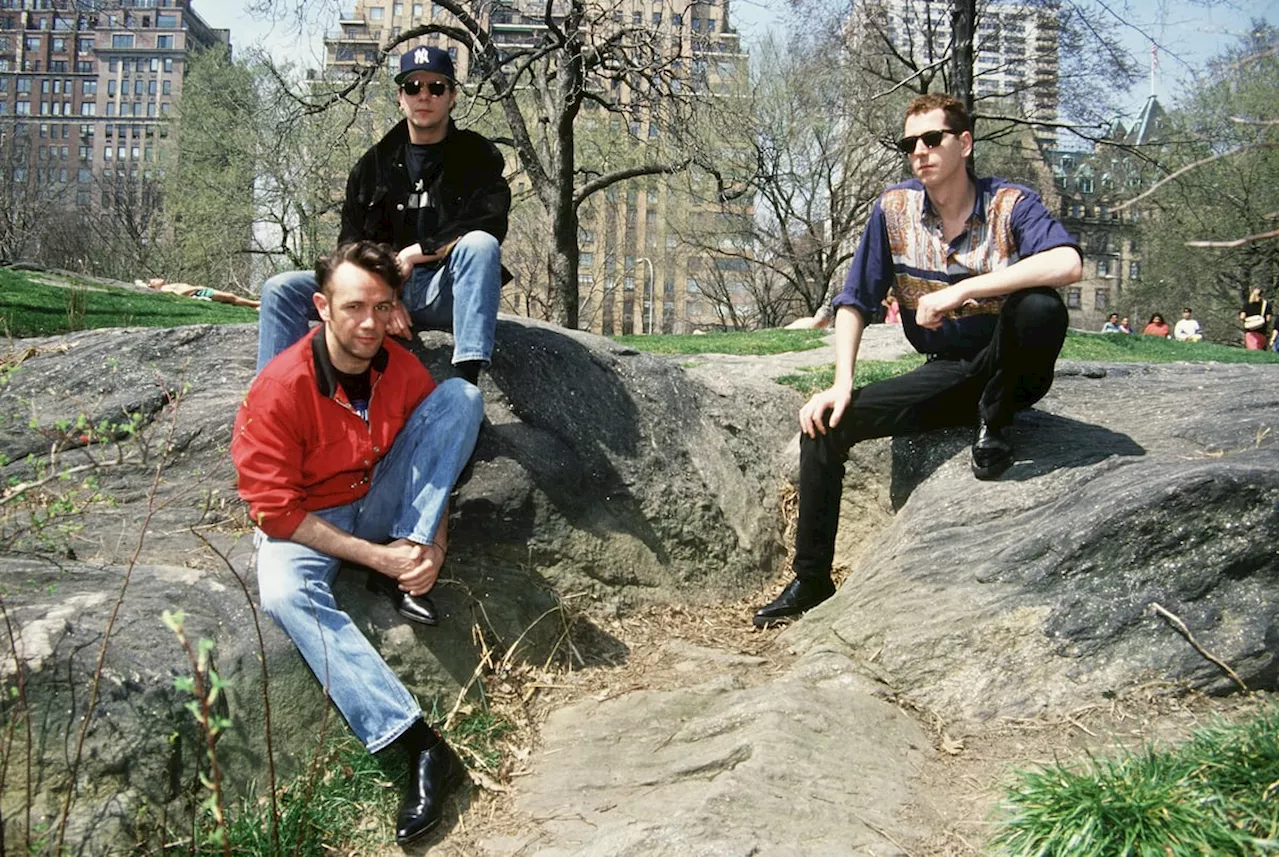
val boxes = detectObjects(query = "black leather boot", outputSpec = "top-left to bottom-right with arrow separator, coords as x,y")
395,735 -> 467,845
752,576 -> 837,627
971,420 -> 1013,480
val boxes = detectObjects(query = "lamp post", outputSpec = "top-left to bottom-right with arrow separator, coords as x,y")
637,256 -> 655,334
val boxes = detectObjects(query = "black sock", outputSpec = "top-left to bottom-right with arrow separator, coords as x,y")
456,360 -> 483,385
397,718 -> 440,753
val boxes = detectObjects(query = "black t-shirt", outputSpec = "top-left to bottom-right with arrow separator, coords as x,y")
334,367 -> 372,422
404,142 -> 444,247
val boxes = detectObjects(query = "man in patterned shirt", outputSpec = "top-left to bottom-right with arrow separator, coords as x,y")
754,93 -> 1082,627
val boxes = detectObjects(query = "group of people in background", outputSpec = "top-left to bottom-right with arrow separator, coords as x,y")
1100,296 -> 1277,350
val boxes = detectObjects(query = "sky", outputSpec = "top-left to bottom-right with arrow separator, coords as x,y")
195,0 -> 1278,122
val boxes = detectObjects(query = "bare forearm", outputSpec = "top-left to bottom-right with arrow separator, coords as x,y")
832,306 -> 866,392
289,512 -> 385,570
957,247 -> 1082,301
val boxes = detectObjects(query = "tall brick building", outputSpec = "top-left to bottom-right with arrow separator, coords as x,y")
0,0 -> 226,209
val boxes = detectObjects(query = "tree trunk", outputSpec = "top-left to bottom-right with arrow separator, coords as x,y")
951,0 -> 976,144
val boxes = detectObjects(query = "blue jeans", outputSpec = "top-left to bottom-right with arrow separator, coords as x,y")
257,231 -> 503,372
254,379 -> 484,752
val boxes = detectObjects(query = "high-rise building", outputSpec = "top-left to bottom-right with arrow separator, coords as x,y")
873,0 -> 1059,124
324,0 -> 752,334
0,0 -> 227,210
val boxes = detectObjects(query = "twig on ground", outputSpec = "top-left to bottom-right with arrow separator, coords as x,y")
1148,602 -> 1248,692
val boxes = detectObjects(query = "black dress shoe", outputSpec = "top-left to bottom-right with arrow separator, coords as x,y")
395,739 -> 467,845
397,592 -> 438,626
752,576 -> 837,627
971,420 -> 1013,480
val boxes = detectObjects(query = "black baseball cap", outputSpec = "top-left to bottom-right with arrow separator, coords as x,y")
395,45 -> 456,85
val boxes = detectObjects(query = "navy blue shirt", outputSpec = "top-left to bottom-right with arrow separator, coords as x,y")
833,177 -> 1079,358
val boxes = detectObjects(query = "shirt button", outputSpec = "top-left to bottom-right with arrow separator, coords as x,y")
364,459 -> 370,465
373,446 -> 380,452
396,203 -> 405,211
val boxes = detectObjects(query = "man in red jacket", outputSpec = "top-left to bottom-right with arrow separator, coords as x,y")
232,241 -> 483,845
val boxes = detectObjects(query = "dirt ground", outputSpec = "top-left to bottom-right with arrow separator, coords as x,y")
373,562 -> 1272,857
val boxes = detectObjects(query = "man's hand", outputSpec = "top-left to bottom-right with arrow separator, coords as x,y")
386,302 -> 413,340
376,538 -> 446,596
396,243 -> 423,281
915,284 -> 976,330
799,385 -> 853,439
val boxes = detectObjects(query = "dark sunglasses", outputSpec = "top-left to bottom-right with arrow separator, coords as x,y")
401,79 -> 450,97
895,129 -> 958,154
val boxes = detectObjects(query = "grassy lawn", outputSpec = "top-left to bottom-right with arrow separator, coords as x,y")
0,267 -> 258,337
990,707 -> 1278,855
615,328 -> 1277,395
614,328 -> 829,355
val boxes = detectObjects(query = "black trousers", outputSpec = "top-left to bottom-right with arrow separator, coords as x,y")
793,287 -> 1068,582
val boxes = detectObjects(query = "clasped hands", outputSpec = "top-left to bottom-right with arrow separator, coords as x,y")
914,284 -> 978,330
378,538 -> 446,597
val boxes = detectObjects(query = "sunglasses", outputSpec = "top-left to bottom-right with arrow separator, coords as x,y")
894,129 -> 959,154
401,79 -> 450,97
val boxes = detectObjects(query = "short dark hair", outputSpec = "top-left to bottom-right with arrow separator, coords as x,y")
905,93 -> 971,134
1183,307 -> 1192,314
315,241 -> 403,296
1108,312 -> 1119,320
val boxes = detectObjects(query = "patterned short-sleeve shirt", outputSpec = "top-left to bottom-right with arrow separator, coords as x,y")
833,176 -> 1079,358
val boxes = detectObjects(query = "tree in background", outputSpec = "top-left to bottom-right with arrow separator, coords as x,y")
161,44 -> 258,289
250,0 -> 738,328
1127,24 -> 1278,343
674,26 -> 901,327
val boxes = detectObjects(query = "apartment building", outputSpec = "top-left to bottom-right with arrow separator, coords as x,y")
324,0 -> 752,334
0,0 -> 227,208
873,0 -> 1059,126
1043,96 -> 1167,330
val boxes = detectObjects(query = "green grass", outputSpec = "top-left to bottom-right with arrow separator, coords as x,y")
614,328 -> 829,355
989,708 -> 1279,856
617,327 -> 1277,396
0,267 -> 258,337
1060,330 -> 1278,365
173,707 -> 507,855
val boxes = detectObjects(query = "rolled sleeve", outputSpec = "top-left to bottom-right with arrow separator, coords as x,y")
1011,192 -> 1081,260
231,380 -> 310,540
832,201 -> 894,322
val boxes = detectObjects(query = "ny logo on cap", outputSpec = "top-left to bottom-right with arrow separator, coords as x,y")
414,47 -> 432,65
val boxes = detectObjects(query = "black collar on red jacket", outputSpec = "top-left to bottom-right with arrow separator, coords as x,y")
310,328 -> 389,399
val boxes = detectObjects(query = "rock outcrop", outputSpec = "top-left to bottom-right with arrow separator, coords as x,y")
505,359 -> 1278,856
0,319 -> 795,852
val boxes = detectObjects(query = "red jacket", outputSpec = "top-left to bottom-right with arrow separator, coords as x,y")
231,327 -> 435,539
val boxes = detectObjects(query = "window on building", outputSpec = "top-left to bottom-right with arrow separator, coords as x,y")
106,102 -> 115,116
24,35 -> 39,50
413,3 -> 423,15
155,34 -> 172,48
135,79 -> 144,95
1094,289 -> 1109,310
80,102 -> 94,115
393,2 -> 404,16
16,76 -> 29,92
156,12 -> 177,27
82,79 -> 95,95
107,79 -> 116,96
652,11 -> 661,24
78,36 -> 93,51
1129,261 -> 1140,280
369,6 -> 384,20
632,10 -> 641,23
112,34 -> 134,48
164,58 -> 173,72
161,79 -> 170,95
1096,258 -> 1109,277
51,36 -> 64,51
1065,287 -> 1081,309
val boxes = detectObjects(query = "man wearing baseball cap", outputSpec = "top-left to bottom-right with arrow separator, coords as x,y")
256,45 -> 511,388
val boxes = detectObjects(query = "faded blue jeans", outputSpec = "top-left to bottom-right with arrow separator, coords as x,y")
254,379 -> 484,753
256,231 -> 502,372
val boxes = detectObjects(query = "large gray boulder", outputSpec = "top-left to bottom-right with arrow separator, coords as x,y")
0,318 -> 795,852
502,359 -> 1278,856
787,361 -> 1278,719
